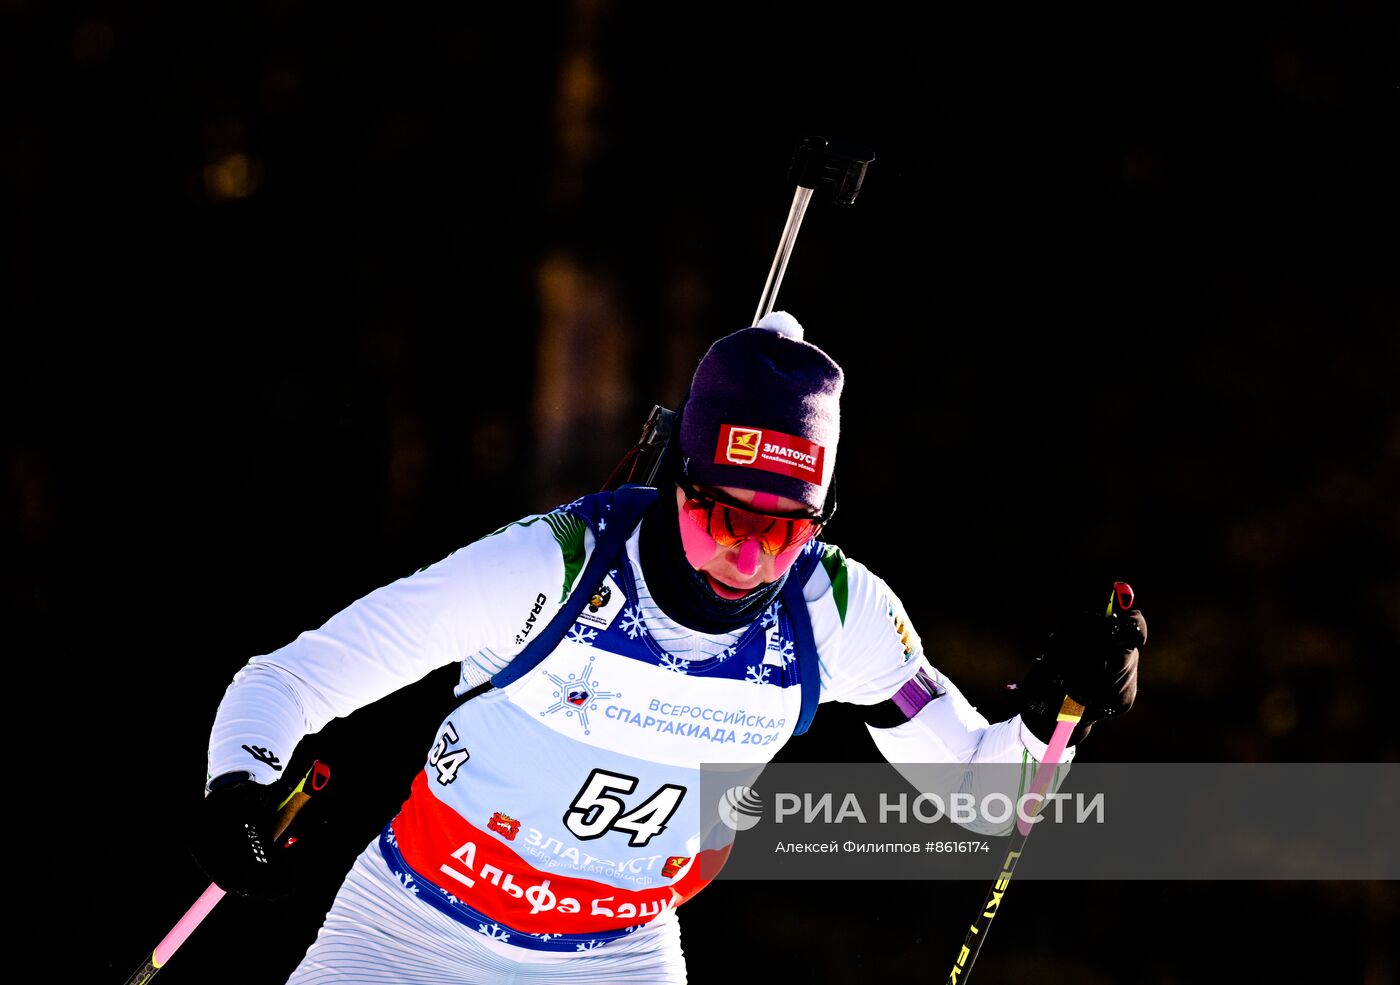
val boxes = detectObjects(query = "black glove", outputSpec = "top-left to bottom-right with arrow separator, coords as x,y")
189,772 -> 302,900
1019,608 -> 1145,745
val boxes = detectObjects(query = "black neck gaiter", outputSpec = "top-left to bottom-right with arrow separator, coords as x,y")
637,490 -> 787,634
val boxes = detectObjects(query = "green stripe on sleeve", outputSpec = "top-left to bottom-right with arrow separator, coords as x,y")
475,510 -> 588,603
542,511 -> 588,602
820,543 -> 850,625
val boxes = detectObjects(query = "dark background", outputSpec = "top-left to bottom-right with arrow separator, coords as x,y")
10,1 -> 1397,982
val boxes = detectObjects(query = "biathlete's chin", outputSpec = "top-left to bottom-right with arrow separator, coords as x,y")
703,573 -> 758,600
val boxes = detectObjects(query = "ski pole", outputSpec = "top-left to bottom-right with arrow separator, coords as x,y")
122,759 -> 331,985
945,582 -> 1135,984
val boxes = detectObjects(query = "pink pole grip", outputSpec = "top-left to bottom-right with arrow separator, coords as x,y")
152,883 -> 226,966
1016,716 -> 1077,836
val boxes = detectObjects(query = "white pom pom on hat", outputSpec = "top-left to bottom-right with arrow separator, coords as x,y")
754,310 -> 804,341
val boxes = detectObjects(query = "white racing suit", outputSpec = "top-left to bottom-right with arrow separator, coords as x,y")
208,491 -> 1065,982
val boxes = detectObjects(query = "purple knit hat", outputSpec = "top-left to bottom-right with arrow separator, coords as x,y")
679,311 -> 843,513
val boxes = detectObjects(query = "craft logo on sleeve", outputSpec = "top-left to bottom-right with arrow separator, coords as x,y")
715,423 -> 825,483
241,744 -> 283,771
514,592 -> 549,645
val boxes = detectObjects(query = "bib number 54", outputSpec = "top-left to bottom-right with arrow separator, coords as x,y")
428,723 -> 470,785
563,769 -> 686,847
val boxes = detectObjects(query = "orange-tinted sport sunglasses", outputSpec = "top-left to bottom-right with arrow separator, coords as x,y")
677,479 -> 824,556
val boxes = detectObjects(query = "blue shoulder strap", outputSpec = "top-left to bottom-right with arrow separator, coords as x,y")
490,485 -> 659,689
487,485 -> 824,737
780,546 -> 825,736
